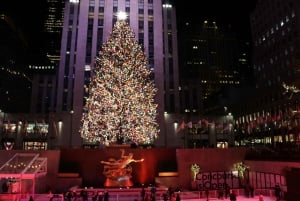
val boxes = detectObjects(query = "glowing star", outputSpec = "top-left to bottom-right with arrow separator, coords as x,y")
116,11 -> 128,21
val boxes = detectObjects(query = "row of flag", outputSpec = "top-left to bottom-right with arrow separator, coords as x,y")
176,107 -> 299,133
177,119 -> 212,132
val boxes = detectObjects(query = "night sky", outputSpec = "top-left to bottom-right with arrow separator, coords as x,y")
174,0 -> 258,40
0,0 -> 258,49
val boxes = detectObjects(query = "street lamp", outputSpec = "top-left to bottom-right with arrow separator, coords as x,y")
0,110 -> 5,134
0,109 -> 4,121
69,110 -> 74,148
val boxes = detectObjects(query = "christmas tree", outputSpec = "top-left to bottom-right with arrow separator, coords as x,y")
80,14 -> 159,146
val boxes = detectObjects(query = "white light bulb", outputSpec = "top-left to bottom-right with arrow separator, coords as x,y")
116,11 -> 127,21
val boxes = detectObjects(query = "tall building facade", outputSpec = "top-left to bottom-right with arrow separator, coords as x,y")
233,0 -> 300,147
44,0 -> 65,65
178,21 -> 244,115
251,0 -> 300,90
30,0 -> 65,114
56,0 -> 180,147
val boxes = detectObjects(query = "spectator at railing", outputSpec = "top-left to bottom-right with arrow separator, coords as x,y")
274,184 -> 281,201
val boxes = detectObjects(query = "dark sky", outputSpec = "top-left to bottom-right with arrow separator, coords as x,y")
0,1 -> 47,34
0,1 -> 48,62
0,0 -> 258,51
174,0 -> 258,40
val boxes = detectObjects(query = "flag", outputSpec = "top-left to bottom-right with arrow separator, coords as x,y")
277,111 -> 282,121
186,121 -> 193,128
203,119 -> 209,128
216,122 -> 223,130
197,120 -> 202,127
177,120 -> 186,132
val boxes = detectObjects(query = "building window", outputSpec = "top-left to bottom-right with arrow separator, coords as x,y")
99,0 -> 105,7
24,141 -> 48,150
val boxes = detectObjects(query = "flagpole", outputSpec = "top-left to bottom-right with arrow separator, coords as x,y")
184,128 -> 186,148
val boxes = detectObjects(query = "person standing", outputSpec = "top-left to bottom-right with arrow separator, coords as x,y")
29,196 -> 34,201
1,181 -> 8,193
205,188 -> 209,201
141,187 -> 146,201
104,190 -> 109,201
162,193 -> 168,201
229,191 -> 236,201
175,193 -> 181,201
48,190 -> 54,201
249,184 -> 254,198
274,184 -> 281,201
218,189 -> 224,199
150,186 -> 156,196
225,184 -> 230,199
149,185 -> 156,201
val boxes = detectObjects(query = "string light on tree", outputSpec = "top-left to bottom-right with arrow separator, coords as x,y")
80,16 -> 159,146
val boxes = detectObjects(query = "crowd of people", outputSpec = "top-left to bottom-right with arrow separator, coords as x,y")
61,190 -> 110,201
25,183 -> 284,201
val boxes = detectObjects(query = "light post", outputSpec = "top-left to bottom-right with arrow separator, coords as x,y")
69,110 -> 74,148
0,109 -> 4,132
164,112 -> 168,147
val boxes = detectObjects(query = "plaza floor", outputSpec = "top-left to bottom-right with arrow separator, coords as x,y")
0,193 -> 280,201
182,196 -> 278,201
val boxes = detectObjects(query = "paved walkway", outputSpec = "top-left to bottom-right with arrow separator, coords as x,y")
183,196 -> 276,201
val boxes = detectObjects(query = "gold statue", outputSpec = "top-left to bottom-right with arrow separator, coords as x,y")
101,149 -> 144,187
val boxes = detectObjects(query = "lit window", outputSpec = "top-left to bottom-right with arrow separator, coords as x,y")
292,11 -> 295,18
162,4 -> 172,8
85,65 -> 91,71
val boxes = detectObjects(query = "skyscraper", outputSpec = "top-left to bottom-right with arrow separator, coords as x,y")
56,0 -> 179,147
178,21 -> 245,115
251,0 -> 300,90
29,0 -> 65,114
233,0 -> 300,147
44,0 -> 65,65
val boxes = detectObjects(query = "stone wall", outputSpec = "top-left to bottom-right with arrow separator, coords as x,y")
1,147 -> 299,196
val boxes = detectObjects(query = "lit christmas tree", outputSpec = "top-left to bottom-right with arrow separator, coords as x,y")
80,13 -> 159,146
